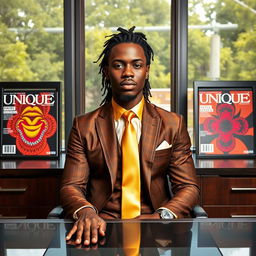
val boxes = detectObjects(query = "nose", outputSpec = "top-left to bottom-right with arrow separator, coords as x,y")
122,64 -> 134,78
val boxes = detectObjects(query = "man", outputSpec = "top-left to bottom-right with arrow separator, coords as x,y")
61,26 -> 199,246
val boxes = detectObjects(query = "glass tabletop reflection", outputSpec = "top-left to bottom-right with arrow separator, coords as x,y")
1,218 -> 256,256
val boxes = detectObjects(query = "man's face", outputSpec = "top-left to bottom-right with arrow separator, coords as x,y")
105,43 -> 150,109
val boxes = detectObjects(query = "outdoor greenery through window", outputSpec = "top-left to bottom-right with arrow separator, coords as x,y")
84,0 -> 171,112
2,0 -> 255,151
0,0 -> 64,147
188,0 -> 256,145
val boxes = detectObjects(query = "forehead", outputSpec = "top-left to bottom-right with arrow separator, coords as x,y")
108,43 -> 146,61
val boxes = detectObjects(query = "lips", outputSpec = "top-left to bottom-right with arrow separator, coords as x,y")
120,79 -> 136,86
120,80 -> 137,91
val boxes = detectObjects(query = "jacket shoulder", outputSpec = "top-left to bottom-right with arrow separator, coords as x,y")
148,102 -> 183,124
73,103 -> 111,130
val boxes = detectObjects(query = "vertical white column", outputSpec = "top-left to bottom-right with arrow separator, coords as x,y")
209,34 -> 220,80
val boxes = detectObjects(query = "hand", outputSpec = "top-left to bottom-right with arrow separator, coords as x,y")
65,208 -> 106,246
66,236 -> 106,248
134,212 -> 160,220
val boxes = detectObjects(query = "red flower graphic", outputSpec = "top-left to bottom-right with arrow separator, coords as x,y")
203,103 -> 248,153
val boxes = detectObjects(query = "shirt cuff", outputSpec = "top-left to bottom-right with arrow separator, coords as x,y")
73,205 -> 98,220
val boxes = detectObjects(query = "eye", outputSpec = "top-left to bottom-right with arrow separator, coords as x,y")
113,63 -> 123,69
134,63 -> 142,69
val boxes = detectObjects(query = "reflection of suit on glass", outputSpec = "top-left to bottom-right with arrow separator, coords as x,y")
61,100 -> 199,218
67,221 -> 192,256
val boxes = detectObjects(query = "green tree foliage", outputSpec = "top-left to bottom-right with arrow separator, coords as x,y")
85,0 -> 170,27
1,0 -> 255,111
188,0 -> 256,83
0,22 -> 34,80
0,0 -> 63,82
188,1 -> 212,87
0,41 -> 35,80
188,29 -> 210,87
216,0 -> 256,81
85,29 -> 112,108
233,27 -> 256,79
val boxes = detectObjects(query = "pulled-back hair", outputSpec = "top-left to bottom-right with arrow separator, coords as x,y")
95,26 -> 154,105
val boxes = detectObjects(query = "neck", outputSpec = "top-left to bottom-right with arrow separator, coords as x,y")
113,95 -> 143,110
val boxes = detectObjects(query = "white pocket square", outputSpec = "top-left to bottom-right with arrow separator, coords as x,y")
156,140 -> 172,151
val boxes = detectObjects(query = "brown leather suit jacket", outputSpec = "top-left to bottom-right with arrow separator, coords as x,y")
60,100 -> 199,218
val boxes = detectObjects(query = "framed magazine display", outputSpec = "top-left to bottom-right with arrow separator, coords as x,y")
194,81 -> 256,158
0,81 -> 60,159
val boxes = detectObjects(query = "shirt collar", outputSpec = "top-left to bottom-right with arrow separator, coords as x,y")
112,97 -> 145,121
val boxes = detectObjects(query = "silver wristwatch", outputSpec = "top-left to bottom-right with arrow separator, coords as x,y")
156,208 -> 174,219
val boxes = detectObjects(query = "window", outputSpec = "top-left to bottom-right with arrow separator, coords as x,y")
4,1 -> 254,151
188,0 -> 256,145
0,0 -> 64,147
84,0 -> 171,112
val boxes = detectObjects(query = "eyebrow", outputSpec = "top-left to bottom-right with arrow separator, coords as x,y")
112,58 -> 144,63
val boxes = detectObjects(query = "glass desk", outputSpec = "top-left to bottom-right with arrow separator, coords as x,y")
1,218 -> 256,256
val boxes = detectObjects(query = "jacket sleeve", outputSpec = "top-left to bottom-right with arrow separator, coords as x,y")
163,115 -> 200,218
60,117 -> 94,218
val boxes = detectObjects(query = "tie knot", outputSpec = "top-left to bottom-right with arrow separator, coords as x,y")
122,110 -> 136,122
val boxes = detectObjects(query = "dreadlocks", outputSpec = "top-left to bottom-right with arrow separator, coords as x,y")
95,26 -> 154,105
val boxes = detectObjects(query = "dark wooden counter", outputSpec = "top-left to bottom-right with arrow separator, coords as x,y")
194,156 -> 256,176
0,154 -> 65,218
1,154 -> 256,218
193,156 -> 256,217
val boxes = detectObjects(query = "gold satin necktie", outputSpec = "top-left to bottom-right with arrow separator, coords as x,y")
121,110 -> 141,219
122,222 -> 141,256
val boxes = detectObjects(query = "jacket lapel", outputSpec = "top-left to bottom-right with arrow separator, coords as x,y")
140,102 -> 162,198
95,101 -> 162,196
95,103 -> 118,192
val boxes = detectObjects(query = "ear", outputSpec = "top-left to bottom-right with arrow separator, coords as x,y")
146,65 -> 150,79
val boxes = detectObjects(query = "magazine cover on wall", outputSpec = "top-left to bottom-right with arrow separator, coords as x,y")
194,81 -> 256,158
0,82 -> 60,159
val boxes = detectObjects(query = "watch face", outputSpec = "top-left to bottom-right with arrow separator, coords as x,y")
161,210 -> 174,219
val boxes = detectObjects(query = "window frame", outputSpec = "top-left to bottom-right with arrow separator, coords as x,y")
171,0 -> 188,120
63,0 -> 189,147
64,0 -> 85,146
